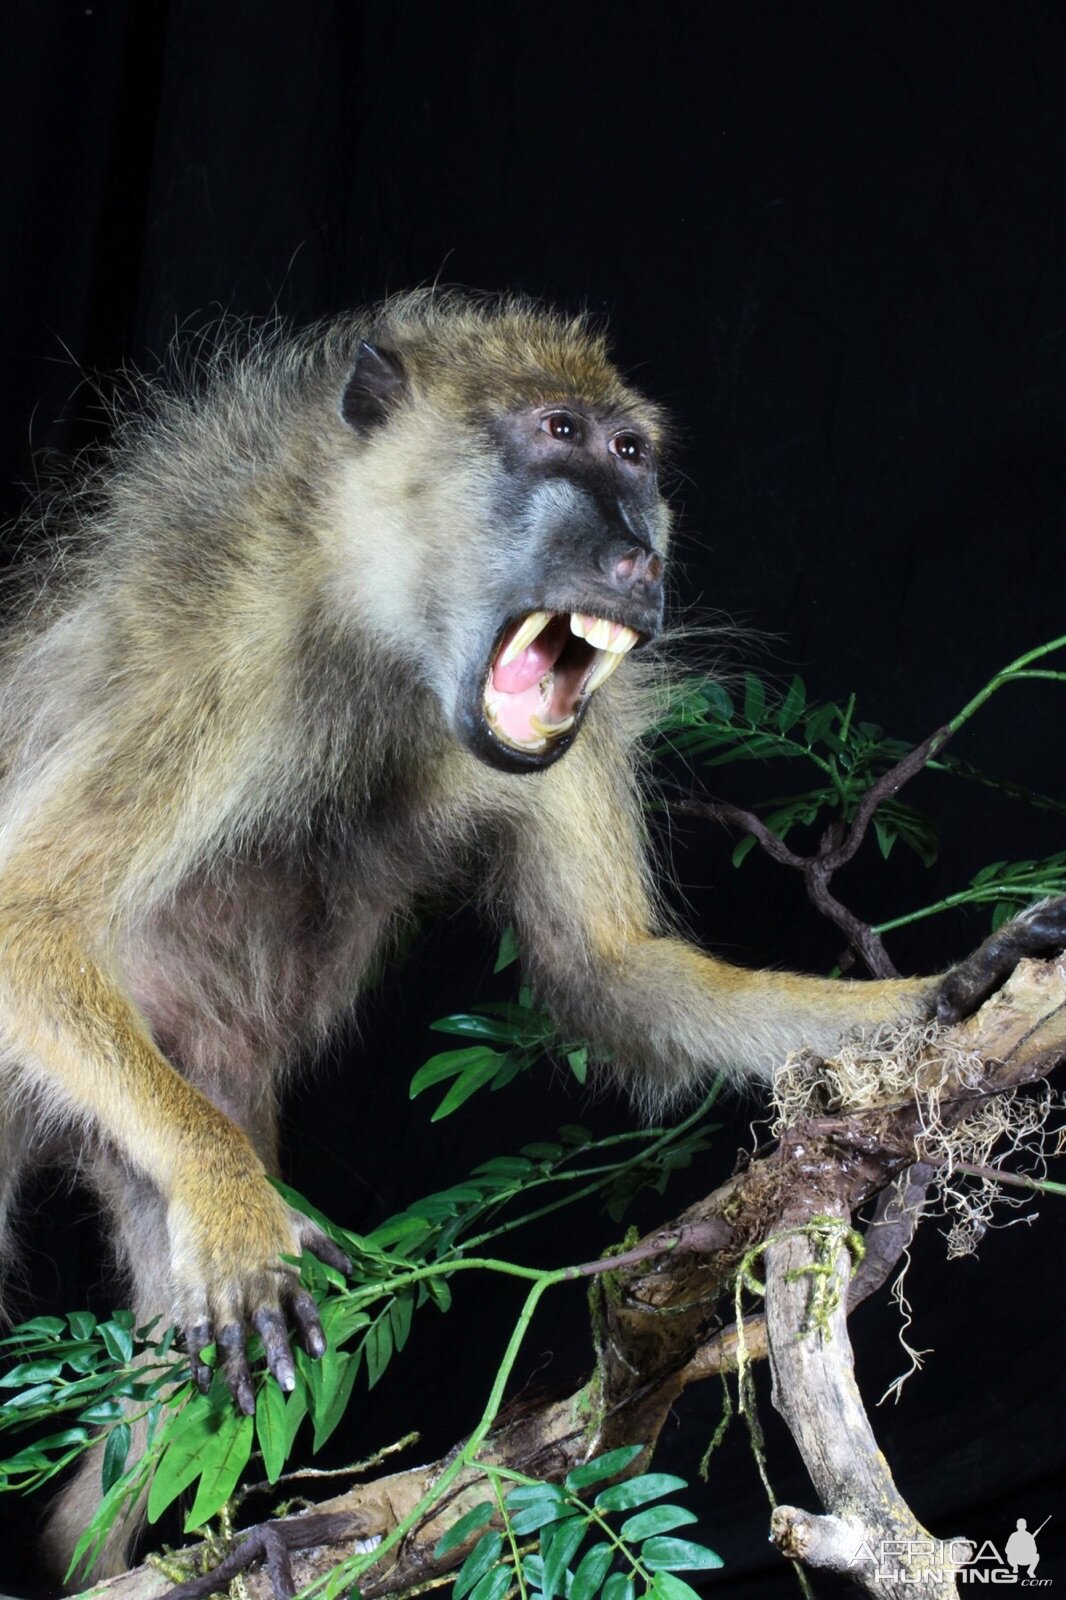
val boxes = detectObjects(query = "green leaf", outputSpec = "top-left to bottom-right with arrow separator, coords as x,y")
434,1500 -> 495,1558
98,1322 -> 134,1365
565,1446 -> 644,1491
873,815 -> 896,861
283,1384 -> 308,1454
146,1394 -> 221,1523
366,1214 -> 434,1252
506,1482 -> 570,1508
804,704 -> 838,748
642,1538 -> 723,1572
542,1515 -> 588,1600
619,1505 -> 698,1541
78,1398 -> 125,1425
68,1456 -> 151,1580
430,1011 -> 545,1044
602,1574 -> 634,1600
454,1529 -> 504,1599
10,1316 -> 66,1338
593,1474 -> 687,1513
522,1142 -> 564,1161
389,1294 -> 414,1353
256,1376 -> 289,1485
468,1565 -> 512,1600
703,682 -> 734,723
494,925 -> 520,972
570,1540 -> 614,1600
184,1410 -> 254,1530
0,1359 -> 64,1387
742,674 -> 766,724
101,1422 -> 131,1494
730,835 -> 757,869
521,1554 -> 545,1589
365,1317 -> 394,1389
566,1046 -> 589,1085
411,1046 -> 502,1098
777,675 -> 806,734
2,1428 -> 89,1465
433,1055 -> 506,1120
312,1350 -> 361,1451
505,1483 -> 570,1535
2,1382 -> 57,1410
649,1570 -> 720,1600
472,1156 -> 535,1182
425,1276 -> 453,1313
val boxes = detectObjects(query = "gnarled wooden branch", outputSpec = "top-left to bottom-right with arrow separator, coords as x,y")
76,958 -> 1066,1600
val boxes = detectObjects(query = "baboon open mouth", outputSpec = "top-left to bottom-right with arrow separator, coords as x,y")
483,611 -> 642,756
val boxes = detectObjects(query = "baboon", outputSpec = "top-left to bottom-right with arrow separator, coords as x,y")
0,292 -> 1060,1578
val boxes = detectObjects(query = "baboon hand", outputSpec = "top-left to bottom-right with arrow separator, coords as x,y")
169,1170 -> 351,1415
936,895 -> 1066,1025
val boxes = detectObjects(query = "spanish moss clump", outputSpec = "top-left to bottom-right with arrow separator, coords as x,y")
773,1021 -> 1056,1260
771,1019 -> 984,1128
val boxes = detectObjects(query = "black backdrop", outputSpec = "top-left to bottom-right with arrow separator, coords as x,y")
2,4 -> 1066,1595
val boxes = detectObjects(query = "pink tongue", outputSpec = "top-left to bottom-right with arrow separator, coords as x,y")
491,630 -> 559,694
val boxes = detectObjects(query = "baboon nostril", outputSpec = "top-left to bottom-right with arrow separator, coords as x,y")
612,547 -> 663,595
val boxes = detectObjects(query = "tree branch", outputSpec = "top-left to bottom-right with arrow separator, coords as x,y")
77,958 -> 1066,1600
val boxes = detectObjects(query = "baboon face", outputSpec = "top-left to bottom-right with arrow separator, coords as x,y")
464,402 -> 668,773
340,333 -> 670,775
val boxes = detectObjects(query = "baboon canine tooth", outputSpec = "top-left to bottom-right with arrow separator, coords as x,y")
585,650 -> 624,693
606,624 -> 640,655
499,611 -> 552,667
586,618 -> 613,650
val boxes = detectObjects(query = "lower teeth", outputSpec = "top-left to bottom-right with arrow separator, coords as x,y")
530,712 -> 576,738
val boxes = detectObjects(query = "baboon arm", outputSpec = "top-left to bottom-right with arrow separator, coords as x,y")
0,902 -> 342,1406
502,740 -> 934,1092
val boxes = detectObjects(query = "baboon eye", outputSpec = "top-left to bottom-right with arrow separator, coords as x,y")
610,431 -> 646,464
541,411 -> 581,442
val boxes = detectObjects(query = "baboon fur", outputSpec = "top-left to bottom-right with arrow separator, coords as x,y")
0,292 -> 967,1578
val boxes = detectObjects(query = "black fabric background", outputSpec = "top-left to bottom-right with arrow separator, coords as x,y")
1,4 -> 1066,1594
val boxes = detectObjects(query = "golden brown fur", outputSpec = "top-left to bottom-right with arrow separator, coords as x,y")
0,291 -> 937,1578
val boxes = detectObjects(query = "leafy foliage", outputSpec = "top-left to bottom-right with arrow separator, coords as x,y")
659,672 -> 939,868
0,1085 -> 721,1580
435,1451 -> 722,1600
658,667 -> 1066,934
411,990 -> 589,1118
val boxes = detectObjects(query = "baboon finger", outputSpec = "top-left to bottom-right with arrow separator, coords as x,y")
253,1305 -> 296,1392
300,1225 -> 351,1277
184,1320 -> 214,1394
289,1287 -> 327,1359
216,1322 -> 256,1416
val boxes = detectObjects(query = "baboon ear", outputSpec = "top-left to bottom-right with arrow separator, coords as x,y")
340,341 -> 407,430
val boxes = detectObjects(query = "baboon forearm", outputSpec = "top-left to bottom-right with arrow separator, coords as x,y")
532,933 -> 936,1091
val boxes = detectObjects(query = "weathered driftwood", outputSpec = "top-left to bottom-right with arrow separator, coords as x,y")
75,957 -> 1066,1600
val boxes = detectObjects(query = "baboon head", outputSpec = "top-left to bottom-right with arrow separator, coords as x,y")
336,296 -> 672,774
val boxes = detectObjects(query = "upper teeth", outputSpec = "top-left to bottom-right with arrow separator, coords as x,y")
500,611 -> 642,665
568,614 -> 640,654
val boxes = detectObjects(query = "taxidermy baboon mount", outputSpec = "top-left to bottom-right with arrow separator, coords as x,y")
0,291 -> 1062,1579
